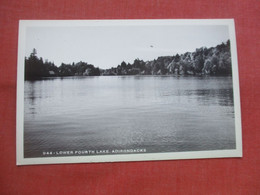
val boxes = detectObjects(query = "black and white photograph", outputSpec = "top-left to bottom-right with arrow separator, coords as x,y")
16,19 -> 242,165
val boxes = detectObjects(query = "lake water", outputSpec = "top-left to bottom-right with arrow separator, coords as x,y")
24,76 -> 236,158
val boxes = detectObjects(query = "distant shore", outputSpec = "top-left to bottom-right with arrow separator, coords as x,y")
25,40 -> 231,80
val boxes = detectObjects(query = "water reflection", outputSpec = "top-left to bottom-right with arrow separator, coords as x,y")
182,88 -> 234,106
25,81 -> 39,116
26,81 -> 37,105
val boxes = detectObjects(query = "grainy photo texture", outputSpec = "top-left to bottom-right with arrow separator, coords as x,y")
16,19 -> 242,165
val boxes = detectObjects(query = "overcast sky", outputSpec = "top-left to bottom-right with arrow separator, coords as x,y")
25,25 -> 229,69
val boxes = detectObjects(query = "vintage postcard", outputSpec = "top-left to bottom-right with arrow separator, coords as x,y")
16,19 -> 242,165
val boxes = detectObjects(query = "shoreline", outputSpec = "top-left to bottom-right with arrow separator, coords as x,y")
25,74 -> 233,81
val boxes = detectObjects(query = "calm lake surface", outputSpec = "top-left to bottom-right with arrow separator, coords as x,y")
24,76 -> 236,158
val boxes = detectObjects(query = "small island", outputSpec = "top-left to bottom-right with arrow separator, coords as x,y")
25,40 -> 231,80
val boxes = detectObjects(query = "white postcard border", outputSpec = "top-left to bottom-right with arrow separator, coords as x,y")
16,19 -> 242,165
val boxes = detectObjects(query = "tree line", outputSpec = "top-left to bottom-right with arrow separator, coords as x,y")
25,49 -> 100,80
103,40 -> 232,76
25,40 -> 232,80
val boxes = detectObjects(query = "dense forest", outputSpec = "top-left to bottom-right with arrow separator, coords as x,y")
25,40 -> 231,80
103,40 -> 232,76
25,49 -> 100,80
